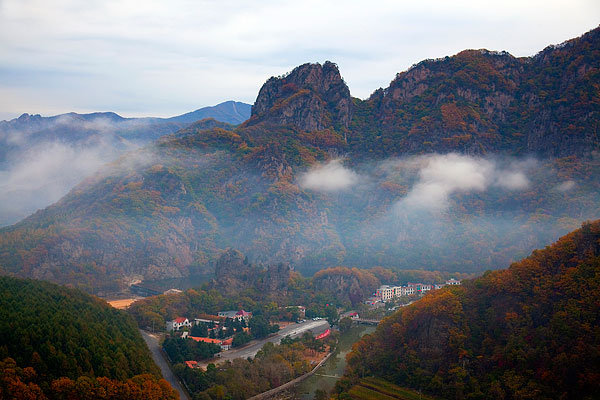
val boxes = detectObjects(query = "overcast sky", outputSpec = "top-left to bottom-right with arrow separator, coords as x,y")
0,0 -> 598,120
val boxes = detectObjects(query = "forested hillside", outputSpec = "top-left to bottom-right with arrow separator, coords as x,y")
0,276 -> 178,399
340,220 -> 600,399
0,28 -> 598,293
349,26 -> 600,157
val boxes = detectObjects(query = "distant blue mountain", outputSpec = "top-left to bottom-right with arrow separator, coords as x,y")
0,100 -> 252,144
166,101 -> 251,125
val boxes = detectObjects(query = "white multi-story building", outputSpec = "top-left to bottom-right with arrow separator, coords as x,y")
376,285 -> 396,301
375,280 -> 457,302
416,284 -> 433,293
401,286 -> 415,296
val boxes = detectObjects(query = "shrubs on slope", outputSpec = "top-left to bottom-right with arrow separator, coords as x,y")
342,220 -> 600,399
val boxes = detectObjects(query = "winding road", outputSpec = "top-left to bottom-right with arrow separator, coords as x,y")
140,330 -> 190,400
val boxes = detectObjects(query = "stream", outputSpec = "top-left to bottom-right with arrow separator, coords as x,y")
293,324 -> 376,399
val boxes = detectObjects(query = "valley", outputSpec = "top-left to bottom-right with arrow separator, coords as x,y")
0,22 -> 599,400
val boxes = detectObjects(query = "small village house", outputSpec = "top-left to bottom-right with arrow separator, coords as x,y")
166,317 -> 192,331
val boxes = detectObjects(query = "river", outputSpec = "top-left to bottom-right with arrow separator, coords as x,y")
293,325 -> 375,399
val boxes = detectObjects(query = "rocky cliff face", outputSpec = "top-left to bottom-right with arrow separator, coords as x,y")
213,249 -> 255,294
313,274 -> 364,305
524,27 -> 600,157
248,61 -> 353,132
312,268 -> 379,306
213,249 -> 291,297
260,262 -> 292,296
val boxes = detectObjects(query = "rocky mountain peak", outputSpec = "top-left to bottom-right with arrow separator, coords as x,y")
248,61 -> 353,132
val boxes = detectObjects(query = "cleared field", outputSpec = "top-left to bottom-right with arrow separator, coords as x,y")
107,298 -> 140,309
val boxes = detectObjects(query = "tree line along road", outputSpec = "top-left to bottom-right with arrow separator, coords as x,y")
141,319 -> 330,398
218,319 -> 330,363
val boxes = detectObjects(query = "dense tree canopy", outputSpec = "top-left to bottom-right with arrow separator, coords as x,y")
0,276 -> 169,397
0,358 -> 178,400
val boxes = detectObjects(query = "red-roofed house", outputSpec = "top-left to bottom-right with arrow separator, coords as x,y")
166,317 -> 192,331
188,336 -> 234,352
185,361 -> 199,369
220,338 -> 233,351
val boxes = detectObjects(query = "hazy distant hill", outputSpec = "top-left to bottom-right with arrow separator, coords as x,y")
166,101 -> 251,125
0,28 -> 598,293
341,220 -> 600,399
0,100 -> 251,152
0,101 -> 250,227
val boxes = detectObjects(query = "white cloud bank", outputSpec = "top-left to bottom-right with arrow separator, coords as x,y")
299,159 -> 359,191
0,139 -> 120,226
555,180 -> 576,192
299,154 -> 531,206
394,154 -> 531,212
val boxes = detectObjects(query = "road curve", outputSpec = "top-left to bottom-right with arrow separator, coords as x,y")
140,330 -> 190,400
217,319 -> 330,363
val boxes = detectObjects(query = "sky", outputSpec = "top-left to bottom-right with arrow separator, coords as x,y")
0,0 -> 598,120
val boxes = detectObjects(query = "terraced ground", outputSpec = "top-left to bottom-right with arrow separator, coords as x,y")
347,377 -> 437,400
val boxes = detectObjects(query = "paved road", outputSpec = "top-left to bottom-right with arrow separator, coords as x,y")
217,319 -> 330,362
140,330 -> 190,400
140,320 -> 329,397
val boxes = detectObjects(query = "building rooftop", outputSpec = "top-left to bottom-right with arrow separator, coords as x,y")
189,336 -> 222,344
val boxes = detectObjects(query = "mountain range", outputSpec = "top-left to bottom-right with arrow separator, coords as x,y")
0,28 -> 598,294
0,100 -> 251,147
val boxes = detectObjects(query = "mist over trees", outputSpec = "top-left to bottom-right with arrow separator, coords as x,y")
0,28 -> 598,293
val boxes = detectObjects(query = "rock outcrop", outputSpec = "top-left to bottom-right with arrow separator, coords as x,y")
213,249 -> 254,294
352,28 -> 600,158
247,61 -> 353,132
213,249 -> 291,297
312,267 -> 380,306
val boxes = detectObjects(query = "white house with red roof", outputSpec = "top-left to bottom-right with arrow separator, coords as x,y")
166,317 -> 192,331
